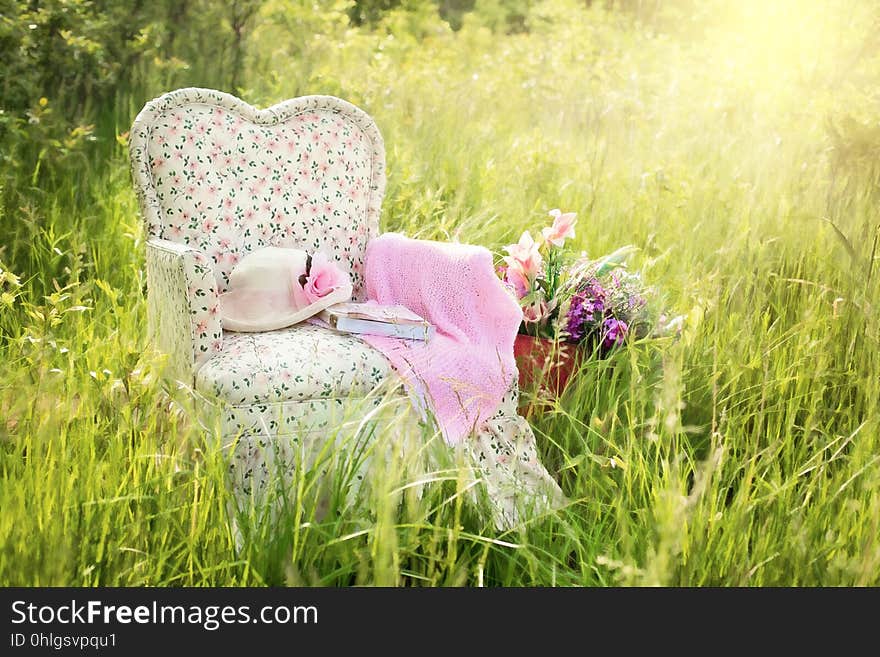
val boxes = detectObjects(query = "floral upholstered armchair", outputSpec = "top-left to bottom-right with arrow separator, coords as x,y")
130,88 -> 404,507
130,88 -> 565,530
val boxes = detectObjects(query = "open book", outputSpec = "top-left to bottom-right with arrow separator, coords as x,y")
314,302 -> 435,342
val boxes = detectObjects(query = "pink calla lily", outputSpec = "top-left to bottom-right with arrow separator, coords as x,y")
503,230 -> 543,279
504,261 -> 531,299
522,296 -> 550,324
542,209 -> 577,247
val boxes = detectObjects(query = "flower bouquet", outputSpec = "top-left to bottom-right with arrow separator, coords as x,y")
498,209 -> 675,400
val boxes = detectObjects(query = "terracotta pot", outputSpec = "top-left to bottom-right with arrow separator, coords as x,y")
513,333 -> 582,401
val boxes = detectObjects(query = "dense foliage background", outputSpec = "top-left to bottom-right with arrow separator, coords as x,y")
1,0 -> 879,585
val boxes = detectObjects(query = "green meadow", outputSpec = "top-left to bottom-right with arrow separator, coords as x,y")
1,0 -> 878,585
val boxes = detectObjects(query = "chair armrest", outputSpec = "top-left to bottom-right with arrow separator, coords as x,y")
146,238 -> 223,384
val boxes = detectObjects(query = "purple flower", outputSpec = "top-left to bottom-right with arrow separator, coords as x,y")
628,295 -> 645,310
602,317 -> 629,348
564,277 -> 612,343
565,293 -> 587,342
585,280 -> 607,309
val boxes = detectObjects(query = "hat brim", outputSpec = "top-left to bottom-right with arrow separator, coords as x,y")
221,282 -> 353,333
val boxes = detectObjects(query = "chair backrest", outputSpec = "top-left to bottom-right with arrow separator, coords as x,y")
129,88 -> 386,299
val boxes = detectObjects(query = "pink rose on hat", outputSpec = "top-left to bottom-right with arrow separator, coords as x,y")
302,252 -> 348,303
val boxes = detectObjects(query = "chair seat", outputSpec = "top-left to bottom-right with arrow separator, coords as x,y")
195,323 -> 394,406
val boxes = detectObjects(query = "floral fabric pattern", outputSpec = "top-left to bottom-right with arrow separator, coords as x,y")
462,384 -> 567,528
146,238 -> 222,381
130,88 -> 386,300
219,394 -> 399,502
196,323 -> 393,405
220,381 -> 566,531
218,394 -> 392,439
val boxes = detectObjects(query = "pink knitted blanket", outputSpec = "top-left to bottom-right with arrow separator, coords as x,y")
361,232 -> 523,445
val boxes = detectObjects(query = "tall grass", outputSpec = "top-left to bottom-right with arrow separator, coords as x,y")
1,0 -> 878,585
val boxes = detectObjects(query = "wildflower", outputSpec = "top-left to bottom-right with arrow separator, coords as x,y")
0,268 -> 21,287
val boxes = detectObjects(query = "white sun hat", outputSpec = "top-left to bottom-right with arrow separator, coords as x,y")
220,246 -> 352,333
